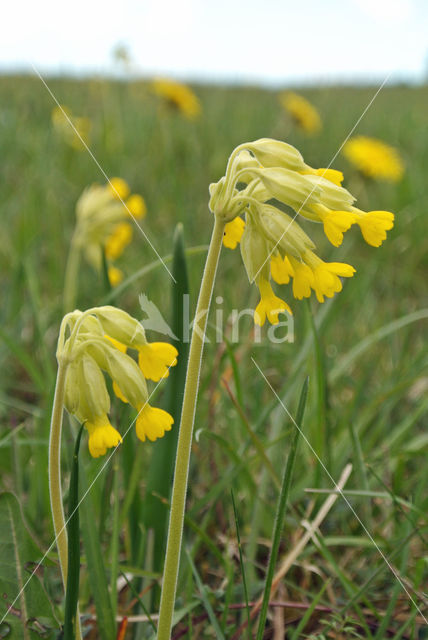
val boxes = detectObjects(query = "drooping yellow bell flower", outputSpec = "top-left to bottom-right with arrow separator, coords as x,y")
209,138 -> 394,325
58,306 -> 178,457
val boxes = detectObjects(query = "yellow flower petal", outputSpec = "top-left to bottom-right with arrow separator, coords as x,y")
270,254 -> 294,285
290,259 -> 315,299
108,266 -> 124,287
223,217 -> 245,249
136,404 -> 174,442
254,277 -> 292,326
113,380 -> 128,404
105,223 -> 133,260
321,210 -> 356,247
109,177 -> 130,200
356,210 -> 394,247
105,335 -> 127,353
315,168 -> 344,186
312,261 -> 355,303
126,194 -> 147,219
86,414 -> 122,458
138,343 -> 178,382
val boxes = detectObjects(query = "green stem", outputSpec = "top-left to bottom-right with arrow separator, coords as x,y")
49,360 -> 83,640
64,237 -> 80,313
49,360 -> 69,587
156,216 -> 225,639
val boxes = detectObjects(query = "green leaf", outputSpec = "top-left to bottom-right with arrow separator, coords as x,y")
0,492 -> 58,639
79,464 -> 116,640
143,223 -> 191,576
63,425 -> 84,640
256,377 -> 308,640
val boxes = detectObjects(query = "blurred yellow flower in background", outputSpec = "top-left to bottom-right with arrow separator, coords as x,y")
343,136 -> 404,181
64,178 -> 148,309
51,105 -> 91,150
279,92 -> 322,134
153,78 -> 201,119
107,265 -> 124,287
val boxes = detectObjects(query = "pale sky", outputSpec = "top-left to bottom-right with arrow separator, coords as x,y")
2,0 -> 428,85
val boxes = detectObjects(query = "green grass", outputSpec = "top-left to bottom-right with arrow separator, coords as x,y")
0,74 -> 427,638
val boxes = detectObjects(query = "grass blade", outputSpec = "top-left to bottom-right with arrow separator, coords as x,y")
230,489 -> 251,640
255,377 -> 308,640
63,425 -> 84,640
143,223 -> 190,576
80,462 -> 116,640
186,549 -> 225,640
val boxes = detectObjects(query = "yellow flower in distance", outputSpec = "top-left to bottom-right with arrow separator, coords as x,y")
58,306 -> 177,456
343,136 -> 404,181
126,194 -> 147,219
72,179 -> 146,270
51,105 -> 91,150
209,138 -> 394,325
279,92 -> 322,134
153,78 -> 201,119
105,223 -> 133,260
108,265 -> 124,287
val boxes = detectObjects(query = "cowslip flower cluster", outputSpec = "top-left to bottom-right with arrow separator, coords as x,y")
51,105 -> 91,150
343,135 -> 404,182
152,78 -> 201,120
279,92 -> 322,134
209,138 -> 394,326
58,306 -> 178,457
74,177 -> 146,285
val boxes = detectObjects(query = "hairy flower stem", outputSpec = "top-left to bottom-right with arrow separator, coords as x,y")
156,216 -> 225,639
49,360 -> 83,640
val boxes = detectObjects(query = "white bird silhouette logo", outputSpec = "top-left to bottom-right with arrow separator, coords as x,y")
139,293 -> 178,340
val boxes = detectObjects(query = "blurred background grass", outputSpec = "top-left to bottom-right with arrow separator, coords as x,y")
0,75 -> 427,637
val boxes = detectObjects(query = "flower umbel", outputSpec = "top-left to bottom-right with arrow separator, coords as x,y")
57,306 -> 177,456
343,135 -> 404,181
279,92 -> 322,134
153,78 -> 201,119
209,137 -> 395,325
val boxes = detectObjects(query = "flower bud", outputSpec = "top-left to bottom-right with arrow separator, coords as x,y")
250,167 -> 321,212
259,204 -> 315,257
240,216 -> 270,283
94,306 -> 147,347
244,139 -> 306,172
304,175 -> 354,211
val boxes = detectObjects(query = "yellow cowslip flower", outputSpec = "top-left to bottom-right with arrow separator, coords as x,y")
126,194 -> 147,219
109,177 -> 130,200
108,265 -> 124,287
105,223 -> 133,260
209,138 -> 394,325
51,105 -> 91,150
152,78 -> 201,120
343,136 -> 404,181
72,179 -> 146,269
58,306 -> 177,457
279,92 -> 322,134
